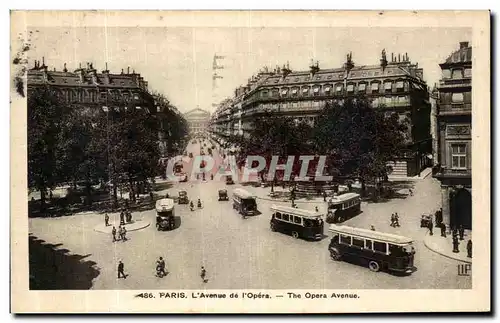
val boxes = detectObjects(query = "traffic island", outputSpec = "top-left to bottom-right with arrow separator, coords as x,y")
94,219 -> 151,234
423,231 -> 472,263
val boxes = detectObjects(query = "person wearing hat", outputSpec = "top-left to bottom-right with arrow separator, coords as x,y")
117,261 -> 126,279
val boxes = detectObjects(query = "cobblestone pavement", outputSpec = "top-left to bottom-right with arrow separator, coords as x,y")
28,141 -> 471,290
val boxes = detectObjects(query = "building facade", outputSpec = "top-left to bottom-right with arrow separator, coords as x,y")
184,108 -> 211,135
27,59 -> 154,109
210,51 -> 432,176
434,41 -> 472,230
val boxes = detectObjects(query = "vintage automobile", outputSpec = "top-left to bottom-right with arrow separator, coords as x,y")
226,175 -> 235,185
420,215 -> 432,228
156,198 -> 176,231
218,189 -> 229,201
178,190 -> 189,204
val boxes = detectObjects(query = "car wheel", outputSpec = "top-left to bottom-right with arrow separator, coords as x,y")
368,261 -> 381,272
270,223 -> 276,232
329,248 -> 342,261
292,231 -> 299,239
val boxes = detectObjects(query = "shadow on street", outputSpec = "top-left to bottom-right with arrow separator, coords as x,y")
29,234 -> 100,290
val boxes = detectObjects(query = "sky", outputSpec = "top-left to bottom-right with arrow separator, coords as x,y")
25,26 -> 471,114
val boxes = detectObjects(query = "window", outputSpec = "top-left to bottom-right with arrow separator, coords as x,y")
292,88 -> 298,95
302,88 -> 309,95
352,238 -> 364,248
452,69 -> 464,79
282,213 -> 290,221
335,85 -> 343,92
358,83 -> 366,92
372,97 -> 379,107
340,235 -> 352,245
396,81 -> 404,92
347,84 -> 354,92
365,240 -> 373,250
398,95 -> 407,103
275,212 -> 282,219
371,82 -> 380,91
442,69 -> 451,79
281,89 -> 288,95
451,144 -> 467,169
452,93 -> 464,103
384,82 -> 392,92
293,216 -> 302,224
316,76 -> 321,80
373,241 -> 387,253
464,68 -> 472,77
327,75 -> 333,79
261,91 -> 268,98
100,92 -> 107,100
324,86 -> 332,93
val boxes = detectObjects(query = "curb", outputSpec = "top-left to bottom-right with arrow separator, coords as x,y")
255,195 -> 325,204
423,232 -> 472,264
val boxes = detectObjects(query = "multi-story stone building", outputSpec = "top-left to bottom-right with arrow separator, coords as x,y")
27,59 -> 154,109
434,41 -> 472,230
210,51 -> 432,177
26,59 -> 178,158
184,107 -> 211,136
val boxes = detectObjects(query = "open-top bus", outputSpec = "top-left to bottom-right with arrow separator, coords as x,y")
327,192 -> 361,223
328,224 -> 415,274
270,205 -> 324,240
232,188 -> 257,218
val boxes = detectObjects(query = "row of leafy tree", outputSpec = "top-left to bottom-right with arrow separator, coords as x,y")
226,96 -> 410,191
28,86 -> 189,212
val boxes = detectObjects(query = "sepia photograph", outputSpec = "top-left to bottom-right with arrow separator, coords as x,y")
10,10 -> 490,313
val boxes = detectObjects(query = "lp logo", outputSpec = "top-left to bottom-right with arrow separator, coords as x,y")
457,263 -> 472,276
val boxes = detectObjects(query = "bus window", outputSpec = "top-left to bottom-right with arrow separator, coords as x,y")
283,213 -> 290,221
275,212 -> 282,219
389,244 -> 405,256
293,216 -> 302,225
352,237 -> 364,248
365,239 -> 373,250
373,241 -> 387,254
340,235 -> 352,245
304,219 -> 312,227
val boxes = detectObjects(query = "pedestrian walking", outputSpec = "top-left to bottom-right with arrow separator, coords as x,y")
467,239 -> 472,258
370,225 -> 376,231
112,226 -> 117,242
323,191 -> 327,202
394,213 -> 400,227
408,188 -> 413,196
428,220 -> 434,236
122,226 -> 127,241
452,236 -> 460,253
117,261 -> 126,279
459,225 -> 465,240
390,213 -> 395,227
156,257 -> 167,277
315,206 -> 319,212
119,209 -> 125,225
440,223 -> 446,237
104,213 -> 110,227
200,266 -> 207,283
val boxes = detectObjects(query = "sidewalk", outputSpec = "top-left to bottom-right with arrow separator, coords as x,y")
423,230 -> 472,263
388,167 -> 433,182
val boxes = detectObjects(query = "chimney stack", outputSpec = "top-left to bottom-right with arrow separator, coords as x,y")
398,54 -> 401,62
459,41 -> 469,49
127,67 -> 130,74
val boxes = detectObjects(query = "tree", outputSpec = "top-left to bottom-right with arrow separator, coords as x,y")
27,86 -> 65,212
313,96 -> 407,192
229,111 -> 313,189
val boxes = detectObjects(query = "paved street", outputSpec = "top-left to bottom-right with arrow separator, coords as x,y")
28,140 -> 471,290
